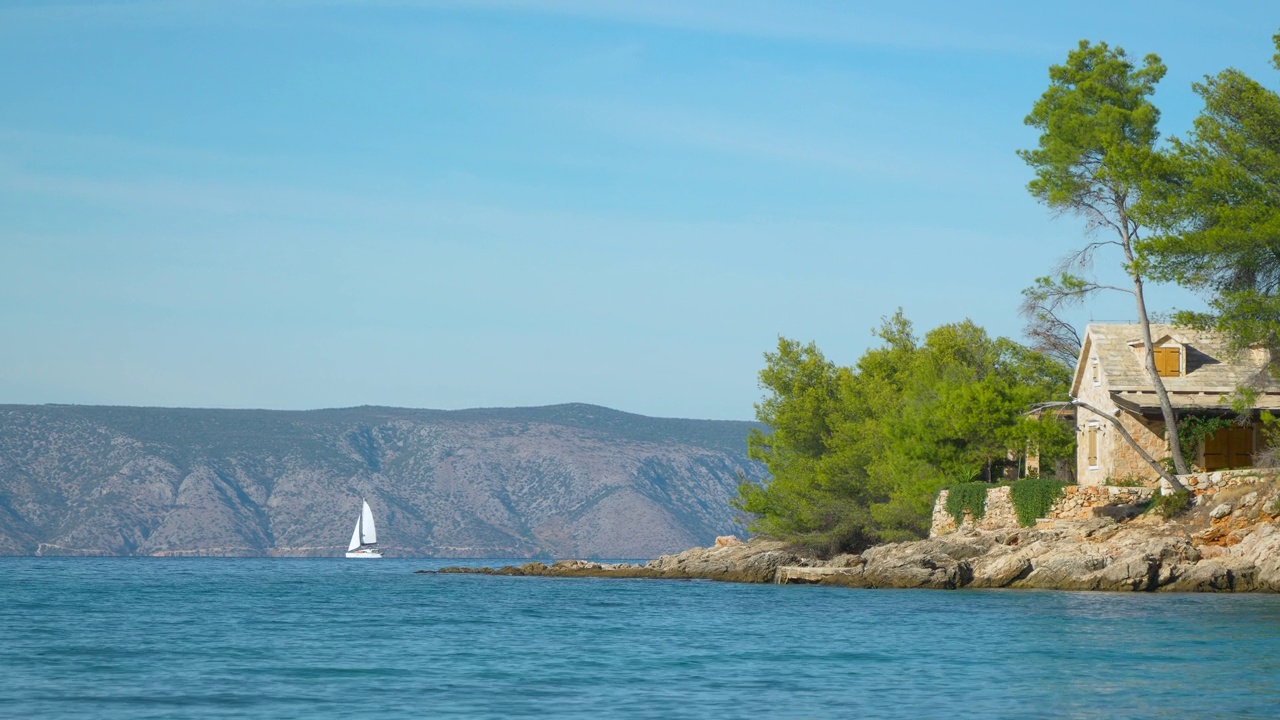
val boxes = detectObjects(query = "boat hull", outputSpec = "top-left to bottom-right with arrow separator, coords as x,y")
345,550 -> 382,559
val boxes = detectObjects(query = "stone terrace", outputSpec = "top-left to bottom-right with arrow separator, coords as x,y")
931,468 -> 1278,537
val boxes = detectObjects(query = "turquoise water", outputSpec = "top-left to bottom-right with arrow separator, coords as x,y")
2,559 -> 1280,718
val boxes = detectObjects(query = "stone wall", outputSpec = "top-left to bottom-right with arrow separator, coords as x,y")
931,484 -> 1153,536
1101,412 -> 1169,485
1160,468 -> 1280,497
1048,485 -> 1154,521
1074,342 -> 1170,486
931,486 -> 1016,535
930,469 -> 1280,537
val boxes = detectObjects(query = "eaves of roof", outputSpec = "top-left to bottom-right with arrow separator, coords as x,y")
1111,390 -> 1280,414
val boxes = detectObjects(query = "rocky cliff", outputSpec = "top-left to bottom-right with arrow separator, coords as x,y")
0,404 -> 763,558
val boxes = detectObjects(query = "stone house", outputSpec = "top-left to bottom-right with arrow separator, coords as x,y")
1072,323 -> 1280,486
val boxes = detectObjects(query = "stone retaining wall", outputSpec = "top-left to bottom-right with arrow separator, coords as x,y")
1160,468 -> 1279,497
930,486 -> 1016,535
1048,485 -> 1154,522
931,469 -> 1280,537
933,485 -> 1154,536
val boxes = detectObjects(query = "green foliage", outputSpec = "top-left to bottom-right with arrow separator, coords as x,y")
1139,29 -> 1280,365
1106,476 -> 1148,487
1023,407 -> 1077,478
735,474 -> 877,556
1255,411 -> 1280,469
735,311 -> 1072,553
944,483 -> 990,525
1150,489 -> 1191,519
1176,414 -> 1237,468
1018,38 -> 1190,478
1009,479 -> 1068,527
1019,39 -> 1165,218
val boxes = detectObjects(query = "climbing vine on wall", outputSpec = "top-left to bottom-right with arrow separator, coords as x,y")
1177,414 -> 1237,467
1009,478 -> 1068,527
944,482 -> 990,525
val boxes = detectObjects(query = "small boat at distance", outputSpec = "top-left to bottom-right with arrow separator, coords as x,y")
345,499 -> 382,558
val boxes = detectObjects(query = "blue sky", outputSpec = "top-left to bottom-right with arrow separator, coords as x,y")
1,1 -> 1277,420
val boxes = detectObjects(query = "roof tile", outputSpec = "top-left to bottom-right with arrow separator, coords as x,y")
1084,323 -> 1279,402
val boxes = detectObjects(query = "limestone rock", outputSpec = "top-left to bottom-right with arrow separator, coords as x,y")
1211,503 -> 1234,519
968,549 -> 1033,588
827,553 -> 865,568
1226,523 -> 1280,591
434,498 -> 1280,593
859,541 -> 975,589
1163,560 -> 1256,592
646,539 -> 800,583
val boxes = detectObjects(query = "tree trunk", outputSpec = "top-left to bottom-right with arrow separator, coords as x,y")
1125,239 -> 1189,476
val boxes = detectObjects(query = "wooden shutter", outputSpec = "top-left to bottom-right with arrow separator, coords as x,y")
1204,425 -> 1256,470
1087,425 -> 1098,467
1154,347 -> 1181,377
1228,426 -> 1254,469
1204,428 -> 1228,470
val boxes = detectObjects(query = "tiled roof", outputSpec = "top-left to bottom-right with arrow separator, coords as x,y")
1076,323 -> 1280,404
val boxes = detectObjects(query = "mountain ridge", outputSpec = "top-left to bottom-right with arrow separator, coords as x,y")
0,403 -> 765,558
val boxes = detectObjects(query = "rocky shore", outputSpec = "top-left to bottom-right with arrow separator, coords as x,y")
425,483 -> 1280,592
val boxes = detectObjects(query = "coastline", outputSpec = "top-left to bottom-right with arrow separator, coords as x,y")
426,484 -> 1280,592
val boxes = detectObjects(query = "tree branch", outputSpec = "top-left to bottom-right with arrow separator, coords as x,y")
1049,400 -> 1187,492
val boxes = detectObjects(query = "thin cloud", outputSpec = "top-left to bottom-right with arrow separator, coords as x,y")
1,0 -> 1054,56
421,0 -> 1052,56
0,156 -> 878,256
545,97 -> 988,187
0,127 -> 272,171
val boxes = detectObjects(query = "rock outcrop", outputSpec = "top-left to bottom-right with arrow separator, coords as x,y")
432,481 -> 1280,592
431,539 -> 804,584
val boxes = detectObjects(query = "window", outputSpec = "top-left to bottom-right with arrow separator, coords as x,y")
1087,424 -> 1099,468
1153,346 -> 1181,377
1091,358 -> 1100,386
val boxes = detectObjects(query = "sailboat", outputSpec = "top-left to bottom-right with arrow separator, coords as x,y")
345,499 -> 382,558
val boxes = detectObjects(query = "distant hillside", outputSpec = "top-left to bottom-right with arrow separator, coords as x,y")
0,403 -> 765,558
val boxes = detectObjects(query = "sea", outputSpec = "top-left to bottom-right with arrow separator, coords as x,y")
2,558 -> 1279,719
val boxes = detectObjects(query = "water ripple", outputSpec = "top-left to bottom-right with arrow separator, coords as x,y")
2,558 -> 1280,718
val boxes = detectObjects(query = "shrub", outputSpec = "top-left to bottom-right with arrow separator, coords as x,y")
1010,478 -> 1068,527
945,482 -> 990,525
1150,489 -> 1191,519
1177,415 -> 1236,469
787,512 -> 877,557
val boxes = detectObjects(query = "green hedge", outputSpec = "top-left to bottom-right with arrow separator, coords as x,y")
1010,478 -> 1068,527
945,482 -> 990,525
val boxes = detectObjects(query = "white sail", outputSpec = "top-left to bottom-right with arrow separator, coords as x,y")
347,511 -> 362,551
360,500 -> 377,545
